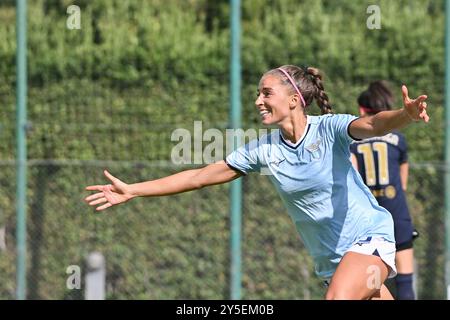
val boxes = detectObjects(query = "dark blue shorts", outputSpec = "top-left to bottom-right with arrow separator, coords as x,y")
376,197 -> 415,251
393,217 -> 414,251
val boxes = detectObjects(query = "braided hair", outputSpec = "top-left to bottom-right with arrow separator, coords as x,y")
265,64 -> 333,115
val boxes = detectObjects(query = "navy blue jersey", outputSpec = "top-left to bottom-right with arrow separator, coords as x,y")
350,131 -> 413,245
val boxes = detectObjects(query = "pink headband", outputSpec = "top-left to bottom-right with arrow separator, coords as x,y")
359,105 -> 376,113
277,68 -> 307,107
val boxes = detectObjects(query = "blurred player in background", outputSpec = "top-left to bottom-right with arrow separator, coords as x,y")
85,66 -> 429,299
350,80 -> 418,300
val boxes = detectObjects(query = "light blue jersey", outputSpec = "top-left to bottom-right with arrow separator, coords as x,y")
225,114 -> 395,279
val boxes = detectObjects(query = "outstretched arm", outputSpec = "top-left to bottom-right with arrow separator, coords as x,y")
85,160 -> 242,211
349,85 -> 429,140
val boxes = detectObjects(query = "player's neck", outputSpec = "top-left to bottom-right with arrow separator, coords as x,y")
279,114 -> 308,144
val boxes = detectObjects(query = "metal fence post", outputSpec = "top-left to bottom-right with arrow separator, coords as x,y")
15,0 -> 28,300
229,0 -> 242,300
85,252 -> 106,300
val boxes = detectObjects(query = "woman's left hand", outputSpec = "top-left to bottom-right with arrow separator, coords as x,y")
402,85 -> 429,123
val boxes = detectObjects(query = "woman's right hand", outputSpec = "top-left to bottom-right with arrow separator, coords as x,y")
85,170 -> 135,211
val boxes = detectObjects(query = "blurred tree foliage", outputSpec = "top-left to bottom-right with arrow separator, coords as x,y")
0,0 -> 445,299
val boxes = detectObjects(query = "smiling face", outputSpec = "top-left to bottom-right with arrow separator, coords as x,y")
255,74 -> 299,126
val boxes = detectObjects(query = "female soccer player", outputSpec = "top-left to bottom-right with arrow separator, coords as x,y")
350,80 -> 418,299
85,65 -> 429,299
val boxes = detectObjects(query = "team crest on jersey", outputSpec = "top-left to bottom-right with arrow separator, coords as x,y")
385,186 -> 396,199
305,139 -> 322,159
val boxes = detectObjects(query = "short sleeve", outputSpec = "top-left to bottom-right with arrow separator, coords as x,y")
398,134 -> 408,164
326,114 -> 360,145
225,138 -> 262,175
